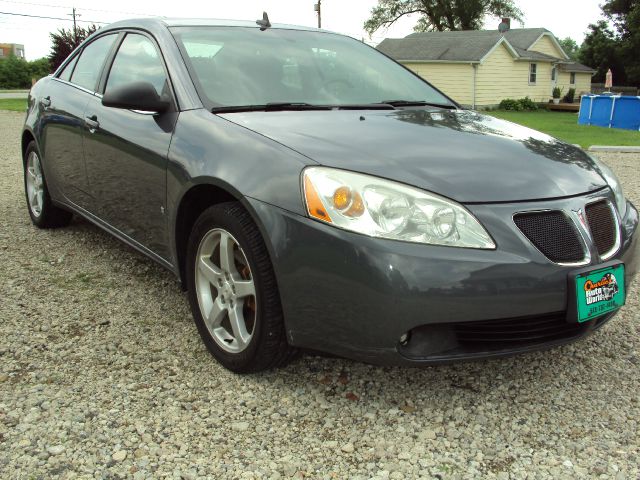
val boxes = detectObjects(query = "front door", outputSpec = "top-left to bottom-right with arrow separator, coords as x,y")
83,32 -> 178,260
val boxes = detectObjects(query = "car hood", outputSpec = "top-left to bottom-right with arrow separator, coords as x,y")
220,109 -> 607,203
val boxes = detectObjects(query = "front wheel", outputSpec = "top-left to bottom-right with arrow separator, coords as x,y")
185,202 -> 296,373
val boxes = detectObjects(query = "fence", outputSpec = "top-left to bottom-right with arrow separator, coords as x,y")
578,95 -> 640,131
591,83 -> 639,96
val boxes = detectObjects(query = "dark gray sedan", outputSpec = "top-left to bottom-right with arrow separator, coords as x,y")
22,17 -> 638,372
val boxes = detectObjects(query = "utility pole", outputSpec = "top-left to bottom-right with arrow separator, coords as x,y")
314,0 -> 321,28
68,7 -> 80,46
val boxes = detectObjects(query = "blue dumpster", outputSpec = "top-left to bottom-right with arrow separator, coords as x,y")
578,95 -> 640,131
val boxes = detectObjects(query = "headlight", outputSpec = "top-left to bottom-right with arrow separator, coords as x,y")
591,155 -> 627,218
302,167 -> 495,249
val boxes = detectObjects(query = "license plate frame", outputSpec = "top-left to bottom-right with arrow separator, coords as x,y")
568,261 -> 625,323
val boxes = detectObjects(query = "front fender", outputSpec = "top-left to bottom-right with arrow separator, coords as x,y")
167,109 -> 315,217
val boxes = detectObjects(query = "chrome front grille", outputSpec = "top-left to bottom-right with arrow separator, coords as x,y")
514,211 -> 585,263
585,200 -> 618,259
514,199 -> 620,264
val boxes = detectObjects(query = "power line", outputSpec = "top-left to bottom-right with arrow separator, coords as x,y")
0,10 -> 106,24
0,0 -> 67,9
0,0 -> 155,17
62,5 -> 156,17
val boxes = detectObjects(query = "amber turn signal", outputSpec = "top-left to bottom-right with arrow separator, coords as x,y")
345,191 -> 364,217
304,175 -> 332,223
333,186 -> 352,210
333,186 -> 364,217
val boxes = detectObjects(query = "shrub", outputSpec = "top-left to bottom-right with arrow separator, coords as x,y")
563,88 -> 576,103
0,55 -> 51,89
552,86 -> 562,98
518,96 -> 538,110
498,98 -> 520,110
498,97 -> 539,111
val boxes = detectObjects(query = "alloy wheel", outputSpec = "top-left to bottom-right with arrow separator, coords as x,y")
25,151 -> 44,217
194,228 -> 257,353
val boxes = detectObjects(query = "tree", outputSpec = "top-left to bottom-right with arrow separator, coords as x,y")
0,55 -> 31,89
601,0 -> 640,86
558,37 -> 580,61
28,58 -> 51,80
0,56 -> 52,89
602,0 -> 639,36
578,21 -> 625,84
48,25 -> 98,71
364,0 -> 523,35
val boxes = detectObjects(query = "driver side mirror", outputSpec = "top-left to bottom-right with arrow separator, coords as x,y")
102,81 -> 170,114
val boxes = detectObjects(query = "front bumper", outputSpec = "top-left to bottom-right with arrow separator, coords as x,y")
248,190 -> 639,366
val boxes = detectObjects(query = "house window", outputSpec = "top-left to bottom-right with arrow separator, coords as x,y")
570,72 -> 576,85
529,63 -> 537,84
551,66 -> 556,81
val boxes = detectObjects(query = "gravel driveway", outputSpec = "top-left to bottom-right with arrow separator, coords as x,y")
1,110 -> 638,480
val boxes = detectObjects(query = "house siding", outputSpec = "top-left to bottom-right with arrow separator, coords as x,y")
402,62 -> 474,106
476,44 -> 553,105
556,71 -> 592,98
529,35 -> 564,58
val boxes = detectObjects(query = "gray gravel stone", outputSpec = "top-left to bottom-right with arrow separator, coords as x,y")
112,450 -> 127,462
0,111 -> 639,479
47,445 -> 65,456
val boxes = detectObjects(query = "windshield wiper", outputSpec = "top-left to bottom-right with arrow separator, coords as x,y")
264,102 -> 332,111
381,100 -> 457,109
212,102 -> 397,113
212,103 -> 332,113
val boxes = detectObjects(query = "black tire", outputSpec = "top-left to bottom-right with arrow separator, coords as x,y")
23,141 -> 73,228
186,202 -> 296,373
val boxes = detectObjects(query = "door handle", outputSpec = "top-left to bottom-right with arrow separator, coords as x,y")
40,96 -> 51,108
85,115 -> 100,133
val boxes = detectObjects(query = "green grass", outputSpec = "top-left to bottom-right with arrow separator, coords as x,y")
0,98 -> 27,111
0,99 -> 637,148
487,110 -> 640,149
486,110 -> 640,148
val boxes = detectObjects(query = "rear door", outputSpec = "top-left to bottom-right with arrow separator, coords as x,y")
40,34 -> 117,207
83,32 -> 178,260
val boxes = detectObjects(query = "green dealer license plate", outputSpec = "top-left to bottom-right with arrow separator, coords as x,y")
574,263 -> 625,323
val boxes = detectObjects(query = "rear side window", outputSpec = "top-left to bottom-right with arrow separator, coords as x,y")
105,33 -> 168,97
58,55 -> 78,82
70,34 -> 117,91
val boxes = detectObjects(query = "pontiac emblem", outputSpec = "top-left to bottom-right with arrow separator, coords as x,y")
574,208 -> 588,230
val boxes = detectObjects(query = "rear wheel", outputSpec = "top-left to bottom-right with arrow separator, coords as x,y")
186,202 -> 295,372
23,141 -> 72,228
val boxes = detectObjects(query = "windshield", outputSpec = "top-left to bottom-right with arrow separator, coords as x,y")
171,26 -> 455,110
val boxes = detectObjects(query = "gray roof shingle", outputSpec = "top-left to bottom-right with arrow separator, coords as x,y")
379,28 -> 576,62
376,28 -> 595,73
558,62 -> 596,73
377,31 -> 501,62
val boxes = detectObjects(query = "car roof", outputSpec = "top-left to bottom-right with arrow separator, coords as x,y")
103,17 -> 329,33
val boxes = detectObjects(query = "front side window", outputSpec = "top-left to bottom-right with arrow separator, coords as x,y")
58,55 -> 79,82
551,66 -> 556,81
171,27 -> 454,109
70,34 -> 117,91
570,72 -> 576,85
105,33 -> 168,97
529,63 -> 537,84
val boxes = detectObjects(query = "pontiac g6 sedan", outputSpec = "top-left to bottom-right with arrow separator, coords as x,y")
22,17 -> 638,372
